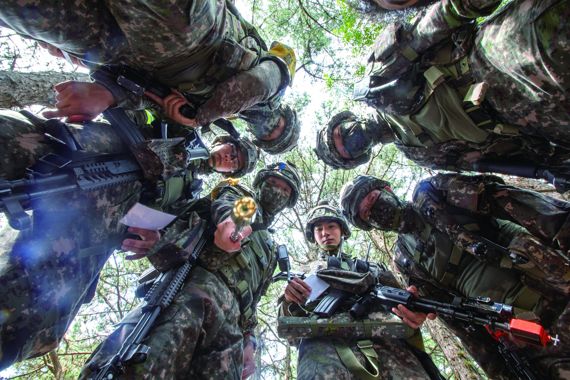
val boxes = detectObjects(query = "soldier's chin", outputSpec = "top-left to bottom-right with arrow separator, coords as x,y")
320,244 -> 339,251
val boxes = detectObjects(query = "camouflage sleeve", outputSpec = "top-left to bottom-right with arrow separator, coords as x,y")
371,0 -> 500,74
412,178 -> 481,250
195,60 -> 283,125
408,0 -> 501,54
423,173 -> 504,214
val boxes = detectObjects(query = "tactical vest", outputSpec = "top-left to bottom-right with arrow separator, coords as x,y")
370,24 -> 521,149
215,227 -> 277,330
395,220 -> 546,317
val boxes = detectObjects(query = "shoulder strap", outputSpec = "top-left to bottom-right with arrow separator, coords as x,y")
335,340 -> 381,380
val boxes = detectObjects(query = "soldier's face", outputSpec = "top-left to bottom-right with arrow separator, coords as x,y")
263,116 -> 287,141
358,190 -> 381,222
258,176 -> 292,214
333,121 -> 372,160
314,221 -> 342,248
209,143 -> 244,173
333,125 -> 352,159
360,188 -> 403,231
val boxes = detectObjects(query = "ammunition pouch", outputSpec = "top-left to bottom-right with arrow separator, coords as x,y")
277,312 -> 414,344
368,22 -> 418,79
361,66 -> 426,116
317,269 -> 375,294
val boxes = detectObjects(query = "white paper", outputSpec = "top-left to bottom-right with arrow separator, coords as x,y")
304,274 -> 330,303
119,202 -> 176,230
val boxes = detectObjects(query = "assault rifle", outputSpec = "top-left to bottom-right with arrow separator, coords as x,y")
350,286 -> 559,380
91,219 -> 210,380
0,109 -> 209,230
473,159 -> 570,194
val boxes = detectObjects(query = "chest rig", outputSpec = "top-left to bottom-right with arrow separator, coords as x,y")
363,22 -> 522,149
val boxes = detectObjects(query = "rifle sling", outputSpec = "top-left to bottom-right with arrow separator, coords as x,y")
334,340 -> 381,380
103,108 -> 145,148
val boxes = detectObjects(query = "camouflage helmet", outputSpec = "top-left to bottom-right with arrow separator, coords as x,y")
340,175 -> 392,231
304,201 -> 351,243
253,105 -> 300,154
253,161 -> 301,208
315,111 -> 371,169
212,135 -> 259,178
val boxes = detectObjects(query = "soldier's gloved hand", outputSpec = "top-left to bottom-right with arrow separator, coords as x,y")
284,277 -> 312,305
214,217 -> 253,253
42,81 -> 116,122
122,227 -> 161,260
391,286 -> 437,329
145,90 -> 198,128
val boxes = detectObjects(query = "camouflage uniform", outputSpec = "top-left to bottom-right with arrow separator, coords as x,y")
0,109 -> 258,369
80,162 -> 301,379
0,110 -> 141,369
317,0 -> 570,184
0,0 -> 294,130
340,174 -> 570,379
279,204 -> 433,380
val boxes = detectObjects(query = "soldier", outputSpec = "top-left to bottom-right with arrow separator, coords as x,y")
316,0 -> 570,191
0,108 -> 259,370
0,1 -> 300,150
340,174 -> 570,379
278,202 -> 439,380
79,161 -> 302,379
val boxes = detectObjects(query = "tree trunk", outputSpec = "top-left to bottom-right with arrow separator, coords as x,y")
424,319 -> 484,380
0,70 -> 88,108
